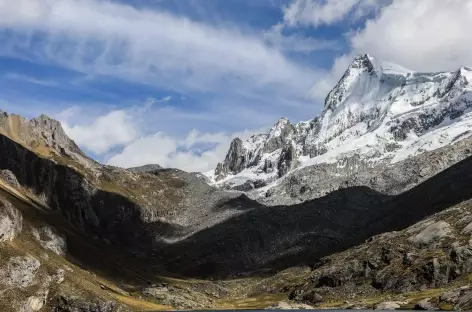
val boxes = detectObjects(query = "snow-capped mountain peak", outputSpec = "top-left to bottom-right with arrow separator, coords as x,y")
207,54 -> 472,192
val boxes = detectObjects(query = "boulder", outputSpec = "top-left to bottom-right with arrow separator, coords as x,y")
414,298 -> 438,310
375,301 -> 401,310
409,221 -> 452,248
265,301 -> 314,310
0,169 -> 20,188
0,256 -> 40,288
0,198 -> 22,242
32,226 -> 67,256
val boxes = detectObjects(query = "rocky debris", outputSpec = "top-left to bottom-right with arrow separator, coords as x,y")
0,132 -> 250,254
414,298 -> 438,310
32,226 -> 67,256
127,164 -> 163,173
23,289 -> 49,311
51,295 -> 128,312
0,197 -> 22,242
375,301 -> 401,310
289,196 -> 472,306
143,284 -> 214,309
192,172 -> 212,184
0,170 -> 20,188
265,301 -> 314,309
453,288 -> 472,310
0,256 -> 40,288
210,55 -> 472,207
408,221 -> 452,248
214,138 -> 246,180
440,289 -> 462,303
53,269 -> 66,284
259,134 -> 472,206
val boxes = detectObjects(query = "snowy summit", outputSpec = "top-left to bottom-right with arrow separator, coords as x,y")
207,54 -> 472,193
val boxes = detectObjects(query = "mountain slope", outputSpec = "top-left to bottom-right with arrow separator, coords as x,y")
208,54 -> 472,204
4,54 -> 472,310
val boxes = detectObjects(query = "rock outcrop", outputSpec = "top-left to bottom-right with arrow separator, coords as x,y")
0,197 -> 22,242
127,164 -> 163,173
0,170 -> 20,188
32,226 -> 67,256
288,196 -> 472,310
0,256 -> 40,288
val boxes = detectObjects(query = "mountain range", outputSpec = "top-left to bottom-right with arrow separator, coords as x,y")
208,54 -> 472,205
2,55 -> 472,311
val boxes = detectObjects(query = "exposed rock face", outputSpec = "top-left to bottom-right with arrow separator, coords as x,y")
414,298 -> 438,310
0,256 -> 40,288
0,111 -> 93,168
32,226 -> 67,256
265,301 -> 314,310
289,196 -> 472,306
212,118 -> 298,185
0,131 -> 248,255
51,295 -> 128,312
143,285 -> 214,309
0,197 -> 22,242
23,289 -> 49,311
408,221 -> 452,247
127,164 -> 163,173
0,170 -> 20,188
208,55 -> 472,205
260,135 -> 472,205
375,301 -> 401,310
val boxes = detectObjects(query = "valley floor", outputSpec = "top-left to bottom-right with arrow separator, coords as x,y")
2,172 -> 472,311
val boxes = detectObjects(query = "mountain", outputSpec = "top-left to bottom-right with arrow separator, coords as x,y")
208,54 -> 472,205
127,164 -> 163,173
4,54 -> 472,311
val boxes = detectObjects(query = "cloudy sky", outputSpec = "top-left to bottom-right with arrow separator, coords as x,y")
1,0 -> 471,172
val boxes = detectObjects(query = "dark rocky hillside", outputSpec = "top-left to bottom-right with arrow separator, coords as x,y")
2,110 -> 472,310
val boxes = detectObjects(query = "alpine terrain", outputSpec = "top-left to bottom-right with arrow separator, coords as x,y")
3,54 -> 472,311
209,54 -> 472,205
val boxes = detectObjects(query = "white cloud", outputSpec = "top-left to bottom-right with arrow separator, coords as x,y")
55,100 -> 265,172
264,25 -> 339,54
283,0 -> 380,28
307,0 -> 472,101
106,129 -> 260,173
61,109 -> 138,154
0,0 -> 318,102
350,0 -> 472,72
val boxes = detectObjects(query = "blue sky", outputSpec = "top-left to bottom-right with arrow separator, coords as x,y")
0,0 -> 471,172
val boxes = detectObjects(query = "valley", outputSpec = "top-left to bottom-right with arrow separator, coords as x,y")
2,55 -> 472,311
